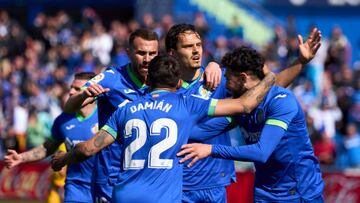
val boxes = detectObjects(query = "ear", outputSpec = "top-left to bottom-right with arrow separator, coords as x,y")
240,72 -> 248,80
263,64 -> 270,74
176,79 -> 182,89
240,72 -> 248,85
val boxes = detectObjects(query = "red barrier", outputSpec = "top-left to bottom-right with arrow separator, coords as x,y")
323,172 -> 360,203
226,171 -> 254,203
226,170 -> 360,203
0,162 -> 51,200
1,162 -> 360,202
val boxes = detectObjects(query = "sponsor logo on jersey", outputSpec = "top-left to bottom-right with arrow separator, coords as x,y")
118,99 -> 130,108
106,69 -> 115,74
124,89 -> 136,94
274,94 -> 287,99
65,137 -> 75,151
65,124 -> 75,130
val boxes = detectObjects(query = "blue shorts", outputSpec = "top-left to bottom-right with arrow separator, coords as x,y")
300,195 -> 324,203
65,180 -> 92,203
91,183 -> 113,203
254,195 -> 324,203
182,186 -> 226,203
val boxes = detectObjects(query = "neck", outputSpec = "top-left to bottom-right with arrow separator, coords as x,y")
181,67 -> 201,81
237,78 -> 262,97
151,87 -> 177,92
246,78 -> 261,89
78,103 -> 96,118
135,71 -> 146,84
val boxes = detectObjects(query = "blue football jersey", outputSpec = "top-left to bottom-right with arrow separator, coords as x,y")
103,91 -> 217,203
177,69 -> 236,190
233,86 -> 324,201
84,64 -> 147,188
51,108 -> 98,202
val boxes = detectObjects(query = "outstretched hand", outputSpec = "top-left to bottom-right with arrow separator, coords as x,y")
298,28 -> 322,64
51,151 -> 67,171
4,149 -> 21,169
176,143 -> 212,167
83,84 -> 110,98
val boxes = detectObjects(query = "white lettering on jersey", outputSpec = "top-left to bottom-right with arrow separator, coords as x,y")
130,100 -> 172,113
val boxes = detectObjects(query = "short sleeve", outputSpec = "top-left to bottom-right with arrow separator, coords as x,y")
185,95 -> 213,122
83,67 -> 118,90
102,107 -> 125,140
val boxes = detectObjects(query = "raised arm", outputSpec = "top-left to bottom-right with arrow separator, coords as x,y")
51,129 -> 115,171
275,28 -> 322,87
214,72 -> 275,116
64,83 -> 109,113
4,139 -> 62,169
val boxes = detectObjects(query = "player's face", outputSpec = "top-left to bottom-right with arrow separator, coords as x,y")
225,70 -> 246,97
69,79 -> 87,97
172,31 -> 203,70
128,37 -> 159,82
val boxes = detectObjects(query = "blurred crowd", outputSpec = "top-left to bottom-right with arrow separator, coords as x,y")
0,8 -> 359,170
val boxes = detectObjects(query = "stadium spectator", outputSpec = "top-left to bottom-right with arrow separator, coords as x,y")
343,123 -> 360,167
308,87 -> 342,139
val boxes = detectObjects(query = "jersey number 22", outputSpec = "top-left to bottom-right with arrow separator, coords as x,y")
124,118 -> 177,170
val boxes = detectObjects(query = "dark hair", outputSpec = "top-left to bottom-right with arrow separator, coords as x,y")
129,28 -> 159,49
74,72 -> 97,80
221,46 -> 265,79
148,55 -> 181,88
165,24 -> 199,52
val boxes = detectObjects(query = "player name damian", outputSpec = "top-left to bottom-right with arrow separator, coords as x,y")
130,100 -> 172,113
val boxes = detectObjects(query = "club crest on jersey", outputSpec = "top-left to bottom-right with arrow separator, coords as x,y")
255,109 -> 265,124
91,123 -> 99,134
89,73 -> 105,84
196,86 -> 212,100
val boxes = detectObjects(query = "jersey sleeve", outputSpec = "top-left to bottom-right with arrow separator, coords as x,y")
189,117 -> 233,141
211,92 -> 299,163
50,116 -> 64,142
265,92 -> 298,130
102,107 -> 125,140
211,124 -> 286,163
185,95 -> 215,121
